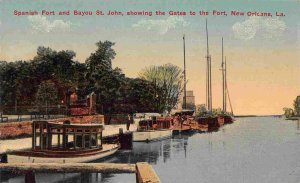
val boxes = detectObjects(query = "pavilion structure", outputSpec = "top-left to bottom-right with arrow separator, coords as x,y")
31,120 -> 103,154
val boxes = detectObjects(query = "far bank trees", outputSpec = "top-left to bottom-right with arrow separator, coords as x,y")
283,96 -> 300,118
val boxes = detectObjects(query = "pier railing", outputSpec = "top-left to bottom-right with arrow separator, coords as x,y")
0,162 -> 161,183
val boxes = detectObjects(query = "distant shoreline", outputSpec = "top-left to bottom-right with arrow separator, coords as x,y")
234,115 -> 282,118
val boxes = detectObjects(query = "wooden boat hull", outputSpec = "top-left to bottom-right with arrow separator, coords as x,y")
197,124 -> 209,133
172,128 -> 192,134
7,144 -> 119,163
133,129 -> 172,142
172,124 -> 193,134
218,115 -> 234,124
217,116 -> 225,126
224,115 -> 234,124
197,117 -> 219,132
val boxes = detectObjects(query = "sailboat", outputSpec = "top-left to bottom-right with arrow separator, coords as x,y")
196,19 -> 220,132
217,38 -> 234,125
172,34 -> 194,134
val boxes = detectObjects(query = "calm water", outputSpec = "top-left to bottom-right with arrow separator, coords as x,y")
2,117 -> 300,183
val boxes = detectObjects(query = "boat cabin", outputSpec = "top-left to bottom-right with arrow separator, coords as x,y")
138,117 -> 172,131
32,120 -> 103,152
173,109 -> 194,116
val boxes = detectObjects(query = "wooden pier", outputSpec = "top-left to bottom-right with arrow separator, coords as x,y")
0,162 -> 161,183
136,162 -> 160,183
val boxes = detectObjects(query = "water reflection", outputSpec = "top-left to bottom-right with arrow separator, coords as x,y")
0,169 -> 130,183
172,133 -> 192,159
96,131 -> 196,165
4,117 -> 300,183
0,132 -> 196,183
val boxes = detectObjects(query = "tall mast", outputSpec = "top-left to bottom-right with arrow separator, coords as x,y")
222,38 -> 226,113
206,18 -> 212,112
224,56 -> 227,112
209,53 -> 212,112
183,34 -> 187,109
225,57 -> 233,115
205,19 -> 209,111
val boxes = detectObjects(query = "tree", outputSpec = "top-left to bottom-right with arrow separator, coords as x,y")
139,63 -> 184,113
196,104 -> 207,116
126,78 -> 157,112
32,46 -> 82,101
283,107 -> 294,118
0,61 -> 18,106
293,96 -> 300,116
183,103 -> 196,110
85,41 -> 125,114
85,41 -> 116,72
35,80 -> 58,114
0,61 -> 32,112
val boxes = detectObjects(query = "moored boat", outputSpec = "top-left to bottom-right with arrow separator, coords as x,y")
197,116 -> 219,132
7,120 -> 119,163
218,114 -> 234,125
133,117 -> 172,142
194,19 -> 217,133
171,110 -> 195,134
218,38 -> 235,124
217,115 -> 225,126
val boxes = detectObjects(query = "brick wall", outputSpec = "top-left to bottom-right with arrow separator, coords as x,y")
0,121 -> 32,139
53,115 -> 104,124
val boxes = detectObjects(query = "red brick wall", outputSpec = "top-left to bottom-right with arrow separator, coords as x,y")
0,121 -> 32,139
53,115 -> 104,124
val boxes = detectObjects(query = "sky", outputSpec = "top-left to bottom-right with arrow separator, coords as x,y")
0,0 -> 299,115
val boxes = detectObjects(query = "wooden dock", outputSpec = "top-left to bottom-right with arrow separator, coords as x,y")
0,163 -> 135,173
136,162 -> 160,183
0,162 -> 161,183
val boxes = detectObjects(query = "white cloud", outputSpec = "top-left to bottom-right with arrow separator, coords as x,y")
232,17 -> 286,40
132,16 -> 189,35
232,17 -> 260,40
28,15 -> 72,33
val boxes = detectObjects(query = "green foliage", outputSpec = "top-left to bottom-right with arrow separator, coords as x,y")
293,96 -> 300,116
282,96 -> 300,118
0,46 -> 84,107
35,80 -> 58,106
196,104 -> 207,116
0,41 -> 183,115
125,78 -> 157,112
212,108 -> 223,117
183,103 -> 196,110
84,41 -> 124,113
139,63 -> 184,113
283,107 -> 294,118
85,41 -> 116,71
196,105 -> 232,117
